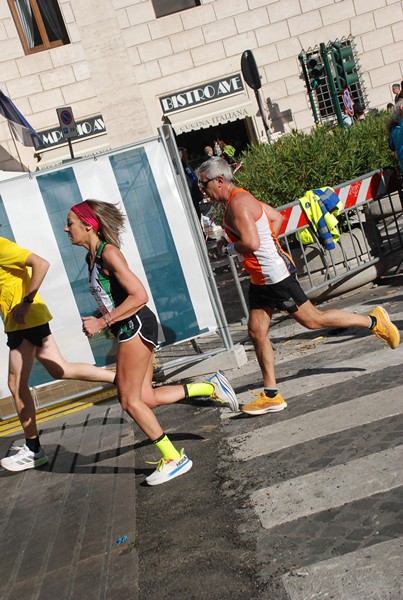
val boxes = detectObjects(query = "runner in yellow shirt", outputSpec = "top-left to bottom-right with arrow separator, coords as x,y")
0,236 -> 116,472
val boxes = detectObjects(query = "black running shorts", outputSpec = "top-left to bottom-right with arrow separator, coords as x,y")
7,323 -> 52,350
249,274 -> 308,314
111,306 -> 159,347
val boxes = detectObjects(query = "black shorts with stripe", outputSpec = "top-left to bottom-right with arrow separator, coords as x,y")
249,274 -> 308,314
110,306 -> 159,347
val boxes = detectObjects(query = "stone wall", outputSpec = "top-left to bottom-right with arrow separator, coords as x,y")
0,0 -> 402,170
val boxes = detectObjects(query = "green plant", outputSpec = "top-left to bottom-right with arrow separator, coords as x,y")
235,111 -> 399,207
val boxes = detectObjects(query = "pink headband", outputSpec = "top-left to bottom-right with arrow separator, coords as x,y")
71,201 -> 100,232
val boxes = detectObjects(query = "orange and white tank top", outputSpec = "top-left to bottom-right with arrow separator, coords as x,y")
223,188 -> 296,285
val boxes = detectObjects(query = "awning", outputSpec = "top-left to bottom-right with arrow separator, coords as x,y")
167,96 -> 255,134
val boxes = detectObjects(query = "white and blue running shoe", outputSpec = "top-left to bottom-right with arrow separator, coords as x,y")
206,371 -> 239,412
146,449 -> 192,486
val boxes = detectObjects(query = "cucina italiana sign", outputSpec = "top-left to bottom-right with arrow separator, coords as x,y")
175,106 -> 252,133
160,75 -> 245,114
37,115 -> 106,150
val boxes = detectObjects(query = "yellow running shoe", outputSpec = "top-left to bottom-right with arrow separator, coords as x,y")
369,306 -> 400,349
241,392 -> 287,416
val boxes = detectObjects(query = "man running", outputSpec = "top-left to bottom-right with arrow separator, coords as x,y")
196,158 -> 400,416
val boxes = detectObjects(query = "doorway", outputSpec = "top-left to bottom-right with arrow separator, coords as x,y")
175,118 -> 253,169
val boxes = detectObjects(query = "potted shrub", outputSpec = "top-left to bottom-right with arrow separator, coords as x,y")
235,111 -> 400,207
231,112 -> 401,298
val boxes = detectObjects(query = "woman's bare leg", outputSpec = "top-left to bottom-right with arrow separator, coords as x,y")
139,356 -> 187,408
116,336 -> 166,440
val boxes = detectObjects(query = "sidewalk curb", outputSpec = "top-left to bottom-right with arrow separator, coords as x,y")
0,385 -> 117,437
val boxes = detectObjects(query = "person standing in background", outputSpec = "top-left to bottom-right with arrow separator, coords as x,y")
178,147 -> 203,222
353,103 -> 365,121
213,141 -> 222,157
392,83 -> 403,104
216,140 -> 237,166
203,146 -> 214,160
387,99 -> 403,173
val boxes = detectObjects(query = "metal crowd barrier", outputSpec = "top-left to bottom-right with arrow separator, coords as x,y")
277,167 -> 403,298
208,167 -> 403,321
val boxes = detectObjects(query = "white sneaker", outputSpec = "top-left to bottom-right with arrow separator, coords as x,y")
0,444 -> 48,472
206,371 -> 239,412
146,449 -> 192,486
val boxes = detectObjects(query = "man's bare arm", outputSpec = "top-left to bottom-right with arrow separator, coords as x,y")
262,203 -> 284,236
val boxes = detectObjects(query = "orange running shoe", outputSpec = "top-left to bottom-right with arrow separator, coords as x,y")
241,392 -> 287,416
369,306 -> 400,349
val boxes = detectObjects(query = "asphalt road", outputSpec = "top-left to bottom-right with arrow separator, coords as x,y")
136,275 -> 403,600
0,274 -> 402,600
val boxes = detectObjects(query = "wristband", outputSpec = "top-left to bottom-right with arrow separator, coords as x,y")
226,242 -> 237,256
23,296 -> 33,304
102,314 -> 111,327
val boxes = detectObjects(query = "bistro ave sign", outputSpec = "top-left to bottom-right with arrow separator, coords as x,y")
160,74 -> 245,114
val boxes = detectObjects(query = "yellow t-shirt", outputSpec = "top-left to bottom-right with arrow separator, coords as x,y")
0,237 -> 52,333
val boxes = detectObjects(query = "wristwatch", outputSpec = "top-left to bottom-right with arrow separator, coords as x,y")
23,296 -> 33,303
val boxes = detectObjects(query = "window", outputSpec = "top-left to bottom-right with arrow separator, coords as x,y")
152,0 -> 201,19
8,0 -> 69,55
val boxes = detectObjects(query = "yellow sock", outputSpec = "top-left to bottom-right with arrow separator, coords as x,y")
154,434 -> 180,460
184,382 -> 214,398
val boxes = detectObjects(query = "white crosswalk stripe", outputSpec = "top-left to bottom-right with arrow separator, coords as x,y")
281,537 -> 403,600
251,444 -> 403,529
229,385 -> 403,460
272,343 -> 402,401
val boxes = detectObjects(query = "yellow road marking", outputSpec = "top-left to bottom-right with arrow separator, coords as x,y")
0,388 -> 117,437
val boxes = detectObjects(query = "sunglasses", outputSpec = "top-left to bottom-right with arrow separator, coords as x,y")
198,177 -> 216,190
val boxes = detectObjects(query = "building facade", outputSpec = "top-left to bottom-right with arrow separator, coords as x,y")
0,0 -> 402,172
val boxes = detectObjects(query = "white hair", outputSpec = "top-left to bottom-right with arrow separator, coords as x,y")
195,157 -> 233,182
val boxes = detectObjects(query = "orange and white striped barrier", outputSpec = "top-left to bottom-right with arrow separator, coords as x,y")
277,168 -> 400,237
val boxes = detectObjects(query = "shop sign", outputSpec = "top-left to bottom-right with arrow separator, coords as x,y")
160,75 -> 244,114
37,115 -> 106,150
175,106 -> 251,134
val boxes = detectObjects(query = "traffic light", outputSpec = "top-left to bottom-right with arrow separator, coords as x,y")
331,42 -> 358,91
306,54 -> 326,89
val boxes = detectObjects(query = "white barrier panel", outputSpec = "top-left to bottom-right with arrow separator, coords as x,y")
0,138 -> 218,399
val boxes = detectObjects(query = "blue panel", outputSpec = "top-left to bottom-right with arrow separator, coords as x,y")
0,197 -> 14,241
36,168 -> 117,372
109,148 -> 201,344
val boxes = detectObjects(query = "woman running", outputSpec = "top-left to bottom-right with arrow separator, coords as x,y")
65,200 -> 237,486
